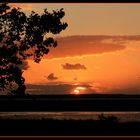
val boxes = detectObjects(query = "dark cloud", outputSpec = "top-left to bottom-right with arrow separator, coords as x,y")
62,63 -> 87,70
26,83 -> 140,95
107,86 -> 140,95
18,61 -> 29,70
44,35 -> 140,59
46,73 -> 58,81
73,77 -> 77,81
26,83 -> 95,95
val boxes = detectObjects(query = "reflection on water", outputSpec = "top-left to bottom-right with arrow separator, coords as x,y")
0,112 -> 140,122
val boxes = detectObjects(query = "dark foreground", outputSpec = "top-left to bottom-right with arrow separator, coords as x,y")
0,94 -> 140,111
0,118 -> 140,136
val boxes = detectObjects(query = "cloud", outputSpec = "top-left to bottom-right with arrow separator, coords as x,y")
26,83 -> 96,95
26,83 -> 140,95
107,86 -> 140,95
62,63 -> 87,70
73,77 -> 77,81
18,61 -> 29,70
44,35 -> 140,59
46,73 -> 58,81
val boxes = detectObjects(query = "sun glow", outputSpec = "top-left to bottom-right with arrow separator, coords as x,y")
73,89 -> 80,95
76,87 -> 86,90
73,86 -> 86,95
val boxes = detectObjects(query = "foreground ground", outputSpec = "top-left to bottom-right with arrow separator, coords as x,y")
0,118 -> 140,136
0,94 -> 140,136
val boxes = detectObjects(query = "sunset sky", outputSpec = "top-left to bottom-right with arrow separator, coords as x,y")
10,3 -> 140,95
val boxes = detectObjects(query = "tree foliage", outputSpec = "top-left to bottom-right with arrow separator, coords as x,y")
0,3 -> 68,95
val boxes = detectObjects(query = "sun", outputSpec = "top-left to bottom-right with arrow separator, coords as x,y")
73,86 -> 86,95
74,89 -> 80,95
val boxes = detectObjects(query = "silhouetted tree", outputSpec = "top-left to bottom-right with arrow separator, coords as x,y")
0,3 -> 68,95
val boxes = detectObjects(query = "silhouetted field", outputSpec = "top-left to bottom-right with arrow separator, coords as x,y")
0,94 -> 140,111
0,118 -> 140,136
0,94 -> 140,136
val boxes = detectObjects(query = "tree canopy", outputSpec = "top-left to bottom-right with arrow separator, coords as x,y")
0,3 -> 68,95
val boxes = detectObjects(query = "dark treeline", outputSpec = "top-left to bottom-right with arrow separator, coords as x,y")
1,93 -> 140,99
0,94 -> 140,111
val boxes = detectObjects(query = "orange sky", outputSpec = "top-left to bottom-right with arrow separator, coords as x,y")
23,35 -> 140,94
10,3 -> 140,94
